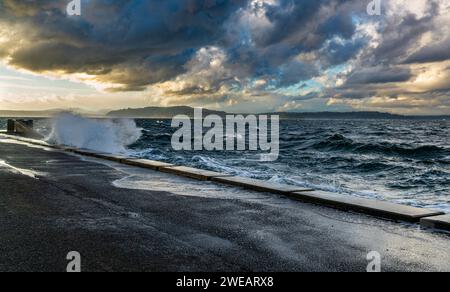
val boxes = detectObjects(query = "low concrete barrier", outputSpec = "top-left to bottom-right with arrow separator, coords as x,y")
1,133 -> 448,231
62,148 -> 128,162
94,154 -> 130,163
421,215 -> 450,231
160,166 -> 232,181
212,176 -> 314,194
123,159 -> 174,171
71,148 -> 109,158
290,191 -> 444,222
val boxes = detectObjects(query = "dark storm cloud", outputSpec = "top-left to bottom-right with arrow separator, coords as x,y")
344,67 -> 413,85
253,0 -> 363,49
370,1 -> 440,65
278,61 -> 319,87
0,0 -> 374,93
232,0 -> 368,73
404,38 -> 450,64
0,0 -> 448,115
326,66 -> 415,102
318,11 -> 356,40
0,0 -> 251,90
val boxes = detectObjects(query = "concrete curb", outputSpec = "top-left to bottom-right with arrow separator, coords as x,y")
0,133 -> 448,231
94,154 -> 130,163
122,159 -> 174,171
160,166 -> 232,181
71,148 -> 108,158
289,191 -> 444,222
420,215 -> 450,231
212,176 -> 315,194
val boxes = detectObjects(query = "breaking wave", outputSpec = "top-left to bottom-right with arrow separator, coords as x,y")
46,113 -> 142,153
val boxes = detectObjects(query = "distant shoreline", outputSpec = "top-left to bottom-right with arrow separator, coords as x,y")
0,106 -> 449,120
1,116 -> 449,121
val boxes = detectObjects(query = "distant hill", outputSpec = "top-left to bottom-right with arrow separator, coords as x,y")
108,107 -> 449,120
1,106 -> 448,120
272,111 -> 399,119
272,111 -> 450,120
107,106 -> 227,118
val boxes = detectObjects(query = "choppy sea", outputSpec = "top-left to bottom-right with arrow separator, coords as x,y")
1,116 -> 449,213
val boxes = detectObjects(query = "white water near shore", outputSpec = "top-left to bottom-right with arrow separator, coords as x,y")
46,113 -> 142,153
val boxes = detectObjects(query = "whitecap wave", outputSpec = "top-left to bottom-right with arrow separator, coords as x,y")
46,113 -> 142,154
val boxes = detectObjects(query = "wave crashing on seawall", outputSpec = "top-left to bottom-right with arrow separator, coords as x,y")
46,113 -> 142,154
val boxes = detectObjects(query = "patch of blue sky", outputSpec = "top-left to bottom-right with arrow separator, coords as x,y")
0,64 -> 93,93
275,79 -> 324,97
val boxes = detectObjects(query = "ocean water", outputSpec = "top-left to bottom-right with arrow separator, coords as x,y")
1,116 -> 449,213
126,119 -> 450,213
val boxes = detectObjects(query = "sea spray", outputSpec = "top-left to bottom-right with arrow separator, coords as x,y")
46,113 -> 142,153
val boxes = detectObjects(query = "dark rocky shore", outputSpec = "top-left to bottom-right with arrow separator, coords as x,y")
0,138 -> 449,272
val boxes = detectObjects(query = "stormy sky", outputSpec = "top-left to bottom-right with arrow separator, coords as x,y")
0,0 -> 449,114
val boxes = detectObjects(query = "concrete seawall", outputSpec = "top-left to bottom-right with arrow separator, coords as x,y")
0,132 -> 447,231
0,133 -> 449,272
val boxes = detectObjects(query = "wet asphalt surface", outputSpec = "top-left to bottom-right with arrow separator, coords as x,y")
0,139 -> 449,272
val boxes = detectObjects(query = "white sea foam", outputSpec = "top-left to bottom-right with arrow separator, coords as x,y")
46,113 -> 142,153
